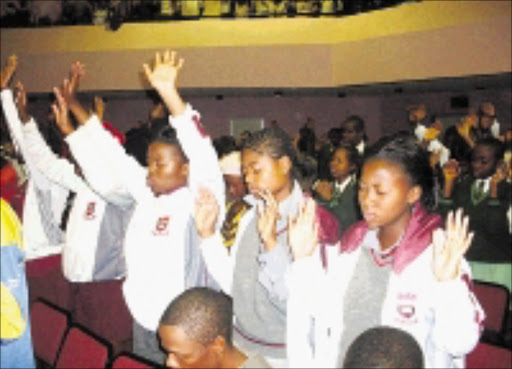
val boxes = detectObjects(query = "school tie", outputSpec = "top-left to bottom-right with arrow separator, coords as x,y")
471,180 -> 487,205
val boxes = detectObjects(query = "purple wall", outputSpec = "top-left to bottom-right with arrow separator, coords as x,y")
27,87 -> 511,145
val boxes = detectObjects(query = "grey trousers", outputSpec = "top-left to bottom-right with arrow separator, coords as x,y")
132,320 -> 166,365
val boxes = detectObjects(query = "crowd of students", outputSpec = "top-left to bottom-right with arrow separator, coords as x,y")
1,50 -> 511,368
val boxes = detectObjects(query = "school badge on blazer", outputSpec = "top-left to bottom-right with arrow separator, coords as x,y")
153,216 -> 171,236
84,202 -> 97,220
397,304 -> 416,319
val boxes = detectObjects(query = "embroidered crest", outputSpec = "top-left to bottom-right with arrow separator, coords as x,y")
397,304 -> 416,319
153,216 -> 171,236
84,202 -> 97,220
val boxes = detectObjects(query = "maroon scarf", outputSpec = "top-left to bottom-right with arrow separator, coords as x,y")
340,203 -> 442,274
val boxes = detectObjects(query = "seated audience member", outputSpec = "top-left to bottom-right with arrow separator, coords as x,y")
475,101 -> 501,141
1,198 -> 36,369
314,142 -> 361,235
340,115 -> 367,155
297,117 -> 317,158
286,134 -> 483,368
343,326 -> 424,368
439,137 -> 511,292
28,0 -> 62,25
158,287 -> 270,368
408,104 -> 449,164
407,103 -> 427,135
443,108 -> 479,174
55,51 -> 223,363
316,127 -> 343,181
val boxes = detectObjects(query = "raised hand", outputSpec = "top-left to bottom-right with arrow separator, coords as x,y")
288,197 -> 319,261
255,189 -> 279,252
14,81 -> 29,124
490,162 -> 507,198
93,96 -> 105,122
143,50 -> 183,95
432,208 -> 474,282
315,180 -> 334,201
58,61 -> 85,107
194,187 -> 220,239
0,55 -> 17,89
54,61 -> 89,126
142,50 -> 186,117
51,87 -> 74,136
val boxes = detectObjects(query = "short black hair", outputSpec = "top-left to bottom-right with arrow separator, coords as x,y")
149,119 -> 189,163
213,135 -> 239,159
159,287 -> 233,346
334,142 -> 361,172
295,154 -> 318,193
341,115 -> 366,133
364,133 -> 434,210
343,326 -> 424,368
474,136 -> 505,163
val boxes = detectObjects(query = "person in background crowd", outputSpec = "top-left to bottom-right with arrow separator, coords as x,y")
340,115 -> 367,155
409,104 -> 450,168
443,108 -> 479,175
439,137 -> 511,292
475,101 -> 501,141
314,142 -> 361,236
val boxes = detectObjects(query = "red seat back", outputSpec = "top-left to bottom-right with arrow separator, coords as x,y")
30,299 -> 69,366
472,280 -> 509,334
72,279 -> 133,356
111,352 -> 160,368
55,325 -> 111,368
467,342 -> 512,369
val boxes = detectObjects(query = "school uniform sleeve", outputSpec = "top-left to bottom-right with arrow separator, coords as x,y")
285,249 -> 328,368
21,119 -> 86,193
66,115 -> 146,207
169,105 -> 226,227
2,88 -> 70,239
1,89 -> 37,180
429,256 -> 484,356
1,90 -> 24,159
199,232 -> 235,292
257,244 -> 291,304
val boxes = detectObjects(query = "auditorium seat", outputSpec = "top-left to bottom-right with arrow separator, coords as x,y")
55,325 -> 111,369
30,299 -> 69,367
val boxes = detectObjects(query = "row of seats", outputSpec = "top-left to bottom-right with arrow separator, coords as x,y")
31,299 -> 160,368
26,255 -> 133,356
26,255 -> 511,368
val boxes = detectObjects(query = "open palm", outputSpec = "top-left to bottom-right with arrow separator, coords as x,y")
143,50 -> 183,95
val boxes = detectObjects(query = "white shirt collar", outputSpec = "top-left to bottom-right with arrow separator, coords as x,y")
356,141 -> 365,155
475,177 -> 491,193
335,175 -> 354,194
